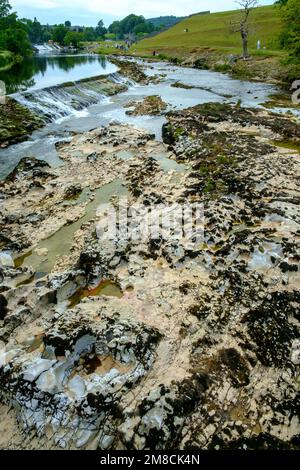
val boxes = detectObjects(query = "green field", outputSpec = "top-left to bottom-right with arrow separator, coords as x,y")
134,5 -> 282,57
86,41 -> 129,56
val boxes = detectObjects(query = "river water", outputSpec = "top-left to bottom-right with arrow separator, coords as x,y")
1,53 -> 299,283
0,54 -> 117,94
0,53 -> 298,180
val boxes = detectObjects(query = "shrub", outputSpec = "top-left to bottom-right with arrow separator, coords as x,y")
194,58 -> 209,69
157,53 -> 168,60
213,63 -> 232,73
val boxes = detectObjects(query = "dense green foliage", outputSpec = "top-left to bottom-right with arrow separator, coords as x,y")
0,23 -> 31,56
95,20 -> 107,38
21,18 -> 52,44
64,31 -> 83,48
0,1 -> 32,59
52,24 -> 69,45
0,49 -> 13,69
0,0 -> 107,58
108,14 -> 157,39
2,0 -> 297,73
50,21 -> 107,46
278,0 -> 300,63
0,0 -> 10,17
146,16 -> 184,29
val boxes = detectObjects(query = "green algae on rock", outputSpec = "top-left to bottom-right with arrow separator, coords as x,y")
125,95 -> 168,116
0,98 -> 44,148
109,57 -> 149,84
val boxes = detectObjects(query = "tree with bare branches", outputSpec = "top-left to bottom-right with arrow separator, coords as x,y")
231,0 -> 259,59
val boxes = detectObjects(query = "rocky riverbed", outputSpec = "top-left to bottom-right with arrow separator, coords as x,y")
0,99 -> 299,450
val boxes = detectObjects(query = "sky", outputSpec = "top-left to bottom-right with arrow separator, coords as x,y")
10,0 -> 276,27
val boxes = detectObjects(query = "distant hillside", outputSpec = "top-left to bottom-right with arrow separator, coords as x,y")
137,5 -> 282,56
146,16 -> 185,28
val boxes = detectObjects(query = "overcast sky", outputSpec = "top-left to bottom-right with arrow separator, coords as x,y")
11,0 -> 276,26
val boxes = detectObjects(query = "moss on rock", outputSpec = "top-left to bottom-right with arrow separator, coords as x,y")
0,97 -> 44,148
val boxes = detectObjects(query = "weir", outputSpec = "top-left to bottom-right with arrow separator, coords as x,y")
12,73 -> 133,121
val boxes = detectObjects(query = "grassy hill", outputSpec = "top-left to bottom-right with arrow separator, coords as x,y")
134,6 -> 282,57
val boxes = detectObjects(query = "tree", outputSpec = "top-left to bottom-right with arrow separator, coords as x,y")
64,31 -> 83,48
133,21 -> 154,35
108,20 -> 121,37
0,25 -> 32,56
43,30 -> 52,42
95,20 -> 107,38
65,20 -> 71,28
32,17 -> 43,43
52,24 -> 68,45
0,0 -> 11,18
121,14 -> 145,34
107,14 -> 154,39
0,11 -> 32,57
231,0 -> 258,59
83,27 -> 96,42
104,33 -> 116,40
279,0 -> 300,62
21,17 -> 53,44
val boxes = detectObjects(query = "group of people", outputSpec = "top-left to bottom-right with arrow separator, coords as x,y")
115,43 -> 130,51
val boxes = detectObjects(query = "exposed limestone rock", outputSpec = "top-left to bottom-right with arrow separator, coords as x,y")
5,157 -> 52,182
171,81 -> 194,90
0,306 -> 161,449
109,57 -> 149,84
0,252 -> 14,268
64,183 -> 82,199
0,124 -> 154,254
0,103 -> 299,449
125,96 -> 167,116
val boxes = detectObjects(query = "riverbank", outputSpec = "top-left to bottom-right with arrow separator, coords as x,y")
127,4 -> 300,87
83,4 -> 300,88
176,50 -> 300,87
0,99 -> 299,449
97,46 -> 298,89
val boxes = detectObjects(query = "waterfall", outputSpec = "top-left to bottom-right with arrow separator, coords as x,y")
13,73 -> 134,122
34,43 -> 61,53
110,72 -> 136,87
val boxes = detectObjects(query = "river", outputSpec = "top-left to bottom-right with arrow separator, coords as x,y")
0,53 -> 298,180
0,54 -> 117,94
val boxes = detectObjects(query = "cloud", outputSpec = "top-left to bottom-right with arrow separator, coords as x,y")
11,0 -> 275,17
11,0 -> 275,25
12,0 -> 58,9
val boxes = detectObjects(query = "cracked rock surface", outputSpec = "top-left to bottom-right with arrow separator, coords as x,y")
0,102 -> 299,449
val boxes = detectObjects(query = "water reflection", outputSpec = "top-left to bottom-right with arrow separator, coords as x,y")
0,54 -> 109,94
